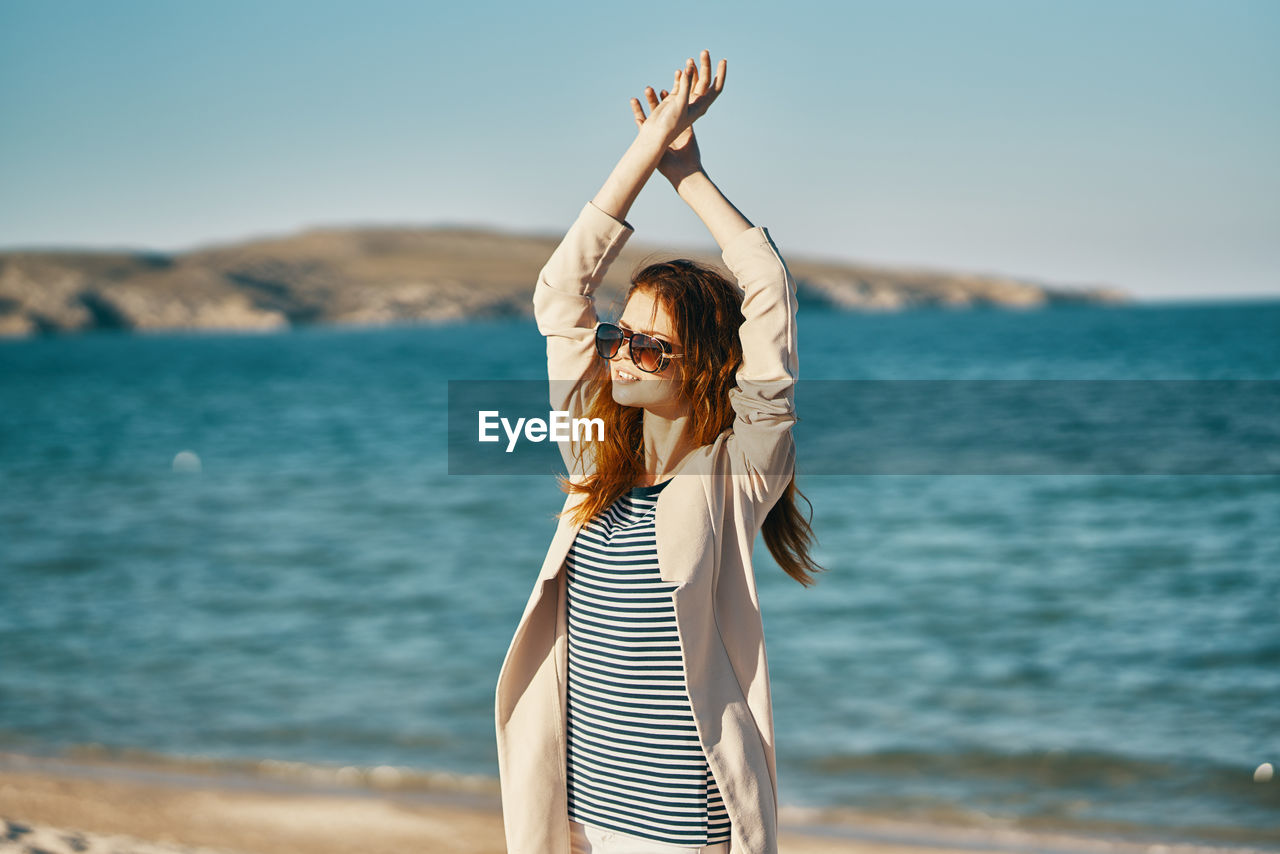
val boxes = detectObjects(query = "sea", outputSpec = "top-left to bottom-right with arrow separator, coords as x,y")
1,299 -> 1278,849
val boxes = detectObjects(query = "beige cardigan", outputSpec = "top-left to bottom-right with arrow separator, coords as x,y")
494,200 -> 798,854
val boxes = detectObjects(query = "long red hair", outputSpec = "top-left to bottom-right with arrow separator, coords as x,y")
561,258 -> 823,587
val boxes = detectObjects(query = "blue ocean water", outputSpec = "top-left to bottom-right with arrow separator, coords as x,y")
1,300 -> 1278,847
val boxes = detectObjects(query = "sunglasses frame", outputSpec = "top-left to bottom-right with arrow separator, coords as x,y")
594,322 -> 684,374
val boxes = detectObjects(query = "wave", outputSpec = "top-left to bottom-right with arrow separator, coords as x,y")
0,741 -> 500,800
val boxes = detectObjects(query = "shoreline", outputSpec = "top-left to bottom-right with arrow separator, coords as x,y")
1,752 -> 1270,854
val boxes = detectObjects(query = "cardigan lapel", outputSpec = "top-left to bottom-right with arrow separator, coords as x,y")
536,515 -> 583,583
539,452 -> 711,588
653,472 -> 707,588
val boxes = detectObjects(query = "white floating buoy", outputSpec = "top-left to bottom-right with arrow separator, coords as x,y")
172,450 -> 202,474
1255,762 -> 1274,782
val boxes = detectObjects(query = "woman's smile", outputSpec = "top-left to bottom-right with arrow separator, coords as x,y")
614,367 -> 641,383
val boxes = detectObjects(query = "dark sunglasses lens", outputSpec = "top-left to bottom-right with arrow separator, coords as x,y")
631,335 -> 664,372
595,325 -> 623,358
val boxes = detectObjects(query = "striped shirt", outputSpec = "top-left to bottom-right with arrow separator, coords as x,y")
564,479 -> 732,847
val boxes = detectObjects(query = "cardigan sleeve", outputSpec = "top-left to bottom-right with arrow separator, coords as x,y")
720,225 -> 799,510
531,201 -> 634,475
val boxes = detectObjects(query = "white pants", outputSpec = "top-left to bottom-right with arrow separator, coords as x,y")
569,820 -> 730,854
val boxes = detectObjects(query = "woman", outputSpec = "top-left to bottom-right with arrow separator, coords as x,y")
495,51 -> 822,854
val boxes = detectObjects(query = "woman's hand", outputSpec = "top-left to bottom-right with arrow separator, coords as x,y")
635,92 -> 703,186
631,50 -> 726,185
589,51 -> 725,224
631,63 -> 694,152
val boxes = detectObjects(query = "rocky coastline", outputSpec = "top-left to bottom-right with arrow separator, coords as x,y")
0,225 -> 1128,338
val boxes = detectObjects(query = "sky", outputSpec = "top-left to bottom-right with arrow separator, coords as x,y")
1,0 -> 1276,300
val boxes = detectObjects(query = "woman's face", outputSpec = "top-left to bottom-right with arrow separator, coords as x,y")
609,289 -> 690,418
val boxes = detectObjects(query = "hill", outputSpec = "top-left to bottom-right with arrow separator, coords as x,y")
0,225 -> 1128,337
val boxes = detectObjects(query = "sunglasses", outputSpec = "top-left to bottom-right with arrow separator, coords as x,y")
594,322 -> 684,374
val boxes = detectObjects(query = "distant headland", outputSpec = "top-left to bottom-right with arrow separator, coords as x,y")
0,225 -> 1129,337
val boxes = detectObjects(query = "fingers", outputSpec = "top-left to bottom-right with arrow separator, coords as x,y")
675,65 -> 691,101
681,52 -> 726,120
630,60 -> 704,133
694,51 -> 711,97
645,68 -> 688,124
688,51 -> 725,100
629,97 -> 646,128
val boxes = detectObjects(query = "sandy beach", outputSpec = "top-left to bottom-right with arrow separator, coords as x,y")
0,752 -> 878,854
2,751 -> 1262,854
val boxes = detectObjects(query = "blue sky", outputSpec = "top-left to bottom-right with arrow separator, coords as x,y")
1,0 -> 1276,299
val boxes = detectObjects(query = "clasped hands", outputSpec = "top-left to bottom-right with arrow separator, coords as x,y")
630,49 -> 727,186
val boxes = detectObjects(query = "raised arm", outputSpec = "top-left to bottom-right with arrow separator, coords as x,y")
534,58 -> 719,475
633,53 -> 797,505
718,224 -> 799,508
630,51 -> 747,250
592,65 -> 693,221
532,200 -> 632,431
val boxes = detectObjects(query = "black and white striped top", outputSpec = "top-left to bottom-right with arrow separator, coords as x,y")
564,479 -> 732,847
